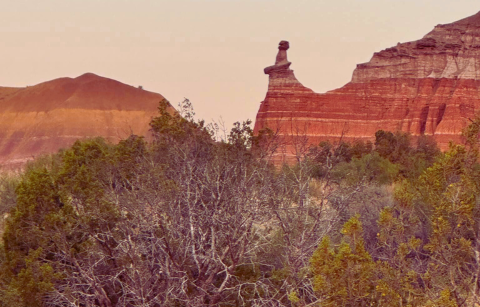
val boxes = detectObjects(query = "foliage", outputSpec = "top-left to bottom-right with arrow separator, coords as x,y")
2,98 -> 480,306
0,174 -> 19,217
311,216 -> 377,306
332,152 -> 399,185
0,99 -> 330,306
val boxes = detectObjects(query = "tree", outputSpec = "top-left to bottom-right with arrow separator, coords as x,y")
1,168 -> 67,306
311,216 -> 377,307
1,99 -> 316,306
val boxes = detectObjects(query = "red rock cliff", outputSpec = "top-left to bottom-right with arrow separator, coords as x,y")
0,73 -> 170,169
254,11 -> 480,161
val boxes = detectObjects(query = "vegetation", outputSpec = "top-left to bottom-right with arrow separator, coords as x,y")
1,99 -> 480,306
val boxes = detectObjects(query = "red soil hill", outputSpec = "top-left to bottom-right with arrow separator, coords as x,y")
0,73 -> 169,168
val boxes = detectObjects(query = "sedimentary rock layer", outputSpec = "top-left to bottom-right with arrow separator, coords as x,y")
254,11 -> 480,161
0,73 -> 169,168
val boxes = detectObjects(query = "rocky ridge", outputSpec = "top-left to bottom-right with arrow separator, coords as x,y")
254,11 -> 480,161
0,73 -> 169,169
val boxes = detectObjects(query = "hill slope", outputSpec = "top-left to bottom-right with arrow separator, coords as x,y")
0,73 -> 168,168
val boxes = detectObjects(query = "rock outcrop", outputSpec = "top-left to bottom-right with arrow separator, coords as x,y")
254,11 -> 480,162
0,73 -> 170,169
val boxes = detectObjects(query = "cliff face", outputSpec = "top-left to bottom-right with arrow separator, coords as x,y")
0,73 -> 169,168
254,11 -> 480,161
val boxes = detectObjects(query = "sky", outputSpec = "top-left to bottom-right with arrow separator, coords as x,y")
1,0 -> 480,129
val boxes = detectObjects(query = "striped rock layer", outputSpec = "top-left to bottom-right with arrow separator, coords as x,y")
0,73 -> 169,169
254,11 -> 480,161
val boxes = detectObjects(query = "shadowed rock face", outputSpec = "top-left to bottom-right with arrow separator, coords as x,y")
254,11 -> 480,162
0,73 -> 170,169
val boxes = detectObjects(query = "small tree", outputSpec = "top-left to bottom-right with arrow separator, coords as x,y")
311,216 -> 378,307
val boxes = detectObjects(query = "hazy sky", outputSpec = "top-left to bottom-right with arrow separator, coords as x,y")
1,0 -> 479,128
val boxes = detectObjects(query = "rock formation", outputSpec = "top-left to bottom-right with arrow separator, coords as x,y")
254,11 -> 480,162
0,73 -> 171,169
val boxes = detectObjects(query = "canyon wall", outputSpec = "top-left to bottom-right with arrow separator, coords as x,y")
0,73 -> 170,169
254,12 -> 480,161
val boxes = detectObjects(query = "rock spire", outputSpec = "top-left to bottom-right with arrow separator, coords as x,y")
254,12 -> 480,162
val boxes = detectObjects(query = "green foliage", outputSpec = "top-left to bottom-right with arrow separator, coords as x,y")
380,140 -> 480,306
425,289 -> 458,307
374,130 -> 440,179
311,216 -> 378,307
59,138 -> 111,201
332,152 -> 399,185
288,290 -> 300,305
375,130 -> 412,164
2,99 -> 480,306
309,140 -> 373,178
1,168 -> 68,306
311,125 -> 480,306
0,99 -> 290,306
0,173 -> 19,217
309,131 -> 439,182
0,137 -> 128,306
150,98 -> 212,145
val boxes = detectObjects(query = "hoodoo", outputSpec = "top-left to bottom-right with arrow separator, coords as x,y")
254,11 -> 480,161
0,73 -> 172,169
